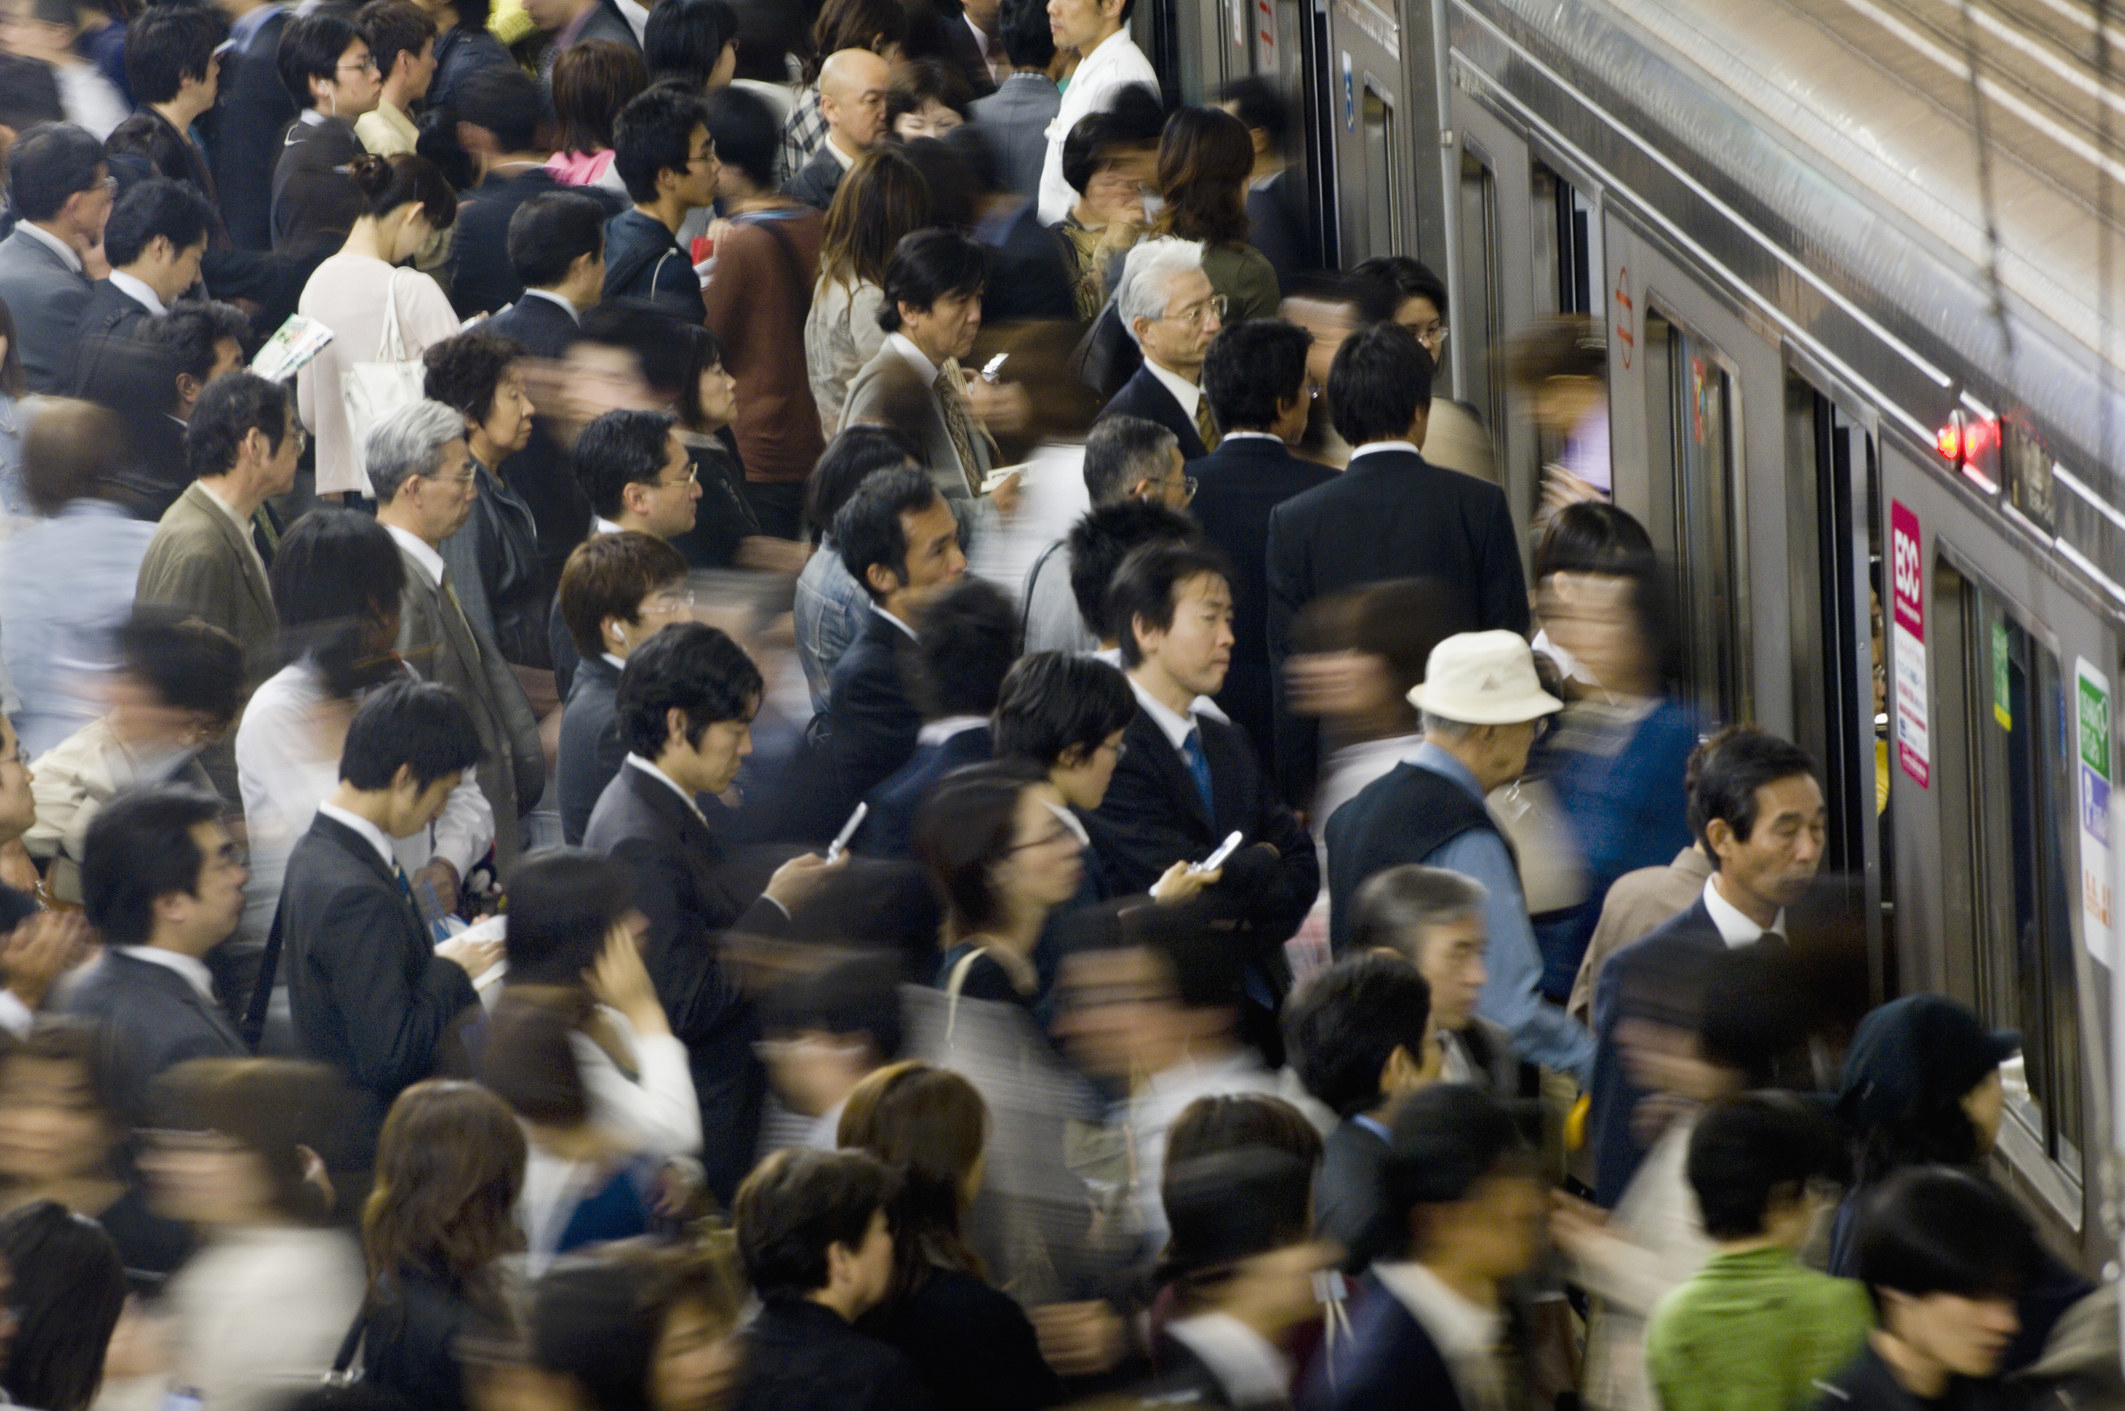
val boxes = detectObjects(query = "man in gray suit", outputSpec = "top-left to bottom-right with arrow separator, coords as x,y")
840,229 -> 1003,515
967,0 -> 1059,198
57,787 -> 250,1128
372,398 -> 546,869
0,122 -> 113,392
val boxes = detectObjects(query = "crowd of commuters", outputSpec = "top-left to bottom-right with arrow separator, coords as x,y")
0,2 -> 2104,1410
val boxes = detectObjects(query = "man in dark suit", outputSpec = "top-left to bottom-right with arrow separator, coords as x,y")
57,788 -> 249,1128
857,578 -> 1015,859
1083,539 -> 1316,1014
1189,319 -> 1333,775
70,177 -> 214,390
281,681 -> 498,1166
1266,322 -> 1529,804
1216,77 -> 1311,287
825,468 -> 968,808
584,623 -> 836,1201
785,49 -> 889,209
448,67 -> 586,318
204,0 -> 295,251
0,123 -> 110,393
1583,728 -> 1823,1205
1097,236 -> 1227,461
482,187 -> 606,354
270,12 -> 379,255
1304,1085 -> 1545,1409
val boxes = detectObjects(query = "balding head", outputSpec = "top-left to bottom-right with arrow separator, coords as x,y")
818,49 -> 891,153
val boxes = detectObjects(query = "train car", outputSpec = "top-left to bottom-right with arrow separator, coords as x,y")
1137,0 -> 2125,1270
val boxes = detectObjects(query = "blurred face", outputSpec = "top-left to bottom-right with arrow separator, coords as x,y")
1708,774 -> 1827,916
1538,572 -> 1652,696
610,578 -> 695,658
1883,1290 -> 2020,1380
167,820 -> 249,951
1134,572 -> 1234,699
649,1299 -> 741,1411
565,344 -> 660,420
900,289 -> 984,365
695,359 -> 737,430
412,437 -> 479,543
633,433 -> 702,539
1053,946 -> 1182,1079
1413,914 -> 1486,1033
0,716 -> 34,841
995,784 -> 1085,912
1394,295 -> 1447,368
1450,718 -> 1541,795
1616,1018 -> 1739,1103
0,1056 -> 108,1184
1283,295 -> 1357,392
893,98 -> 964,142
1450,1171 -> 1546,1281
1134,269 -> 1222,377
1963,1068 -> 2006,1153
1080,150 -> 1153,227
1051,728 -> 1126,811
322,39 -> 381,116
143,1128 -> 276,1227
1047,0 -> 1122,52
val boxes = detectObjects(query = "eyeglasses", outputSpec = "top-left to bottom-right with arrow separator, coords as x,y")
1163,294 -> 1228,329
338,53 -> 379,73
1175,474 -> 1198,503
1407,322 -> 1449,349
646,586 -> 697,613
654,467 -> 700,489
427,467 -> 477,486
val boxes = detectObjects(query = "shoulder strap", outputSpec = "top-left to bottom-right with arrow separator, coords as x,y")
747,214 -> 815,319
377,267 -> 406,362
943,946 -> 989,1046
240,901 -> 283,1050
1019,538 -> 1065,643
323,1299 -> 368,1386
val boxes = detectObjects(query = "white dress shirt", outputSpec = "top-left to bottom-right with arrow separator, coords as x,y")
520,288 -> 581,323
1038,27 -> 1160,223
871,600 -> 919,641
316,800 -> 397,869
117,945 -> 216,1001
1346,439 -> 1421,463
108,269 -> 169,317
625,752 -> 706,823
383,523 -> 447,586
1701,875 -> 1784,944
1129,673 -> 1198,755
917,714 -> 988,747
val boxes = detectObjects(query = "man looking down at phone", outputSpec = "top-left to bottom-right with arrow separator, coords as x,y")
1081,538 -> 1317,1062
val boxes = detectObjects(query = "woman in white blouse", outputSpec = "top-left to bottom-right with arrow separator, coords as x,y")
296,153 -> 463,500
237,509 -> 493,942
803,147 -> 931,435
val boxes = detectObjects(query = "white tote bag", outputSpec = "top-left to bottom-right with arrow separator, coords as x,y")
339,268 -> 428,461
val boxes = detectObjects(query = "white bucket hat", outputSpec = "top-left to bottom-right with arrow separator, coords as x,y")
1406,630 -> 1563,725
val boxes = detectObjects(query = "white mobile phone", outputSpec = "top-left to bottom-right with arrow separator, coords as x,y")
980,352 -> 1010,382
825,802 -> 868,863
980,463 -> 1026,494
1189,830 -> 1244,875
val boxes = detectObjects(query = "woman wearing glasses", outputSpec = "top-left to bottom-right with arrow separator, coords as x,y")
1149,106 -> 1281,325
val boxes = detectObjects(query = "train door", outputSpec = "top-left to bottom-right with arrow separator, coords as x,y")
1448,99 -> 1538,528
1318,0 -> 1408,266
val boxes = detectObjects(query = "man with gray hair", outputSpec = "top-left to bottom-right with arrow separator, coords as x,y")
371,398 -> 545,868
1020,414 -> 1189,652
1325,630 -> 1593,1081
1098,237 -> 1224,460
1348,864 -> 1522,1091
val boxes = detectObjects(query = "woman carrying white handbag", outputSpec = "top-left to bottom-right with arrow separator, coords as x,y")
295,153 -> 464,501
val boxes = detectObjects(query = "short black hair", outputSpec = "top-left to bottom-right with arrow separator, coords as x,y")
1129,903 -> 1244,1012
504,848 -> 635,986
0,58 -> 62,138
1201,320 -> 1311,433
877,228 -> 989,332
1854,1167 -> 2040,1314
1352,254 -> 1448,322
1109,538 -> 1234,668
914,579 -> 1018,719
733,1147 -> 893,1299
804,425 -> 917,537
1686,1092 -> 1847,1241
455,63 -> 542,154
996,0 -> 1055,68
186,372 -> 293,481
116,608 -> 243,728
1687,726 -> 1818,855
269,507 -> 406,697
422,329 -> 527,428
575,409 -> 677,519
1065,500 -> 1197,641
644,0 -> 739,89
834,467 -> 946,603
509,191 -> 607,290
612,85 -> 709,205
1217,75 -> 1288,145
6,122 -> 105,223
991,652 -> 1135,766
140,301 -> 249,387
0,1200 -> 126,1411
80,786 -> 226,950
702,84 -> 779,191
124,3 -> 229,105
614,621 -> 763,758
356,0 -> 436,85
1083,415 -> 1178,507
339,679 -> 484,791
1283,953 -> 1431,1119
1327,322 -> 1433,446
574,297 -> 692,391
1384,1083 -> 1530,1231
277,10 -> 364,108
1532,500 -> 1655,581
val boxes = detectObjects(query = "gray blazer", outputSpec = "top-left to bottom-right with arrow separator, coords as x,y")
0,226 -> 94,393
54,949 -> 247,1128
395,544 -> 545,869
840,341 -> 996,506
970,73 -> 1061,199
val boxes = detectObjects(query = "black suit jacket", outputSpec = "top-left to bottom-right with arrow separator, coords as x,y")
581,761 -> 790,1203
205,8 -> 295,252
450,170 -> 621,317
1189,436 -> 1335,777
282,812 -> 479,1165
785,146 -> 847,211
271,115 -> 365,254
484,290 -> 580,359
484,296 -> 596,599
1265,448 -> 1526,802
1315,1115 -> 1395,1275
975,200 -> 1076,323
860,725 -> 993,859
67,279 -> 155,391
736,1297 -> 936,1411
54,949 -> 247,1128
1098,363 -> 1208,461
1082,705 -> 1317,987
1302,1272 -> 1470,1411
824,610 -> 923,810
557,652 -> 623,846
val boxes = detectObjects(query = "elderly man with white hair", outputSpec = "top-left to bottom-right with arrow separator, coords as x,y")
371,398 -> 545,869
1096,236 -> 1225,460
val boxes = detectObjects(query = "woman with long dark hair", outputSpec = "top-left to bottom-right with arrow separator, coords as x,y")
1150,106 -> 1280,323
838,1061 -> 1061,1411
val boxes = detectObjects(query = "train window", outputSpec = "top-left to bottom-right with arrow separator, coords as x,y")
1457,148 -> 1506,439
1531,161 -> 1600,315
1953,577 -> 2084,1186
1644,309 -> 1748,726
1360,84 -> 1398,260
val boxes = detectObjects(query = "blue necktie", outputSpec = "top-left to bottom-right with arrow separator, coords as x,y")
1181,727 -> 1214,815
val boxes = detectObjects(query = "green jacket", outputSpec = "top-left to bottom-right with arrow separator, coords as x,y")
1646,1246 -> 1873,1411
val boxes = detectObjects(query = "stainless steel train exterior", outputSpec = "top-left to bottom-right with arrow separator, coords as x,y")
1140,0 -> 2125,1274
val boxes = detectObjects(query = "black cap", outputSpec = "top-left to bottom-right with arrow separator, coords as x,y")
1837,994 -> 2019,1130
